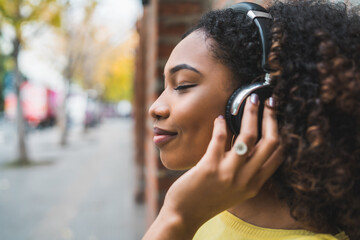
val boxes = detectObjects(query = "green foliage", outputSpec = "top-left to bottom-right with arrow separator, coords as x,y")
101,56 -> 134,102
0,0 -> 62,41
93,33 -> 138,103
0,0 -> 62,110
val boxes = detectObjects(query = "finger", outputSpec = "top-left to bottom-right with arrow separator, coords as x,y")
262,97 -> 278,139
204,116 -> 228,161
242,97 -> 279,176
230,94 -> 259,157
225,94 -> 260,170
237,94 -> 260,148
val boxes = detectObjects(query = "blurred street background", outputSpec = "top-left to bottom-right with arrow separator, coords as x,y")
0,117 -> 145,240
0,0 -> 145,239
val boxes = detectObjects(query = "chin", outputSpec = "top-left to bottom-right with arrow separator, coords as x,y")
160,152 -> 197,170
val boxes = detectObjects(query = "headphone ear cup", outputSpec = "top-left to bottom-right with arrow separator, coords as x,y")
226,84 -> 273,136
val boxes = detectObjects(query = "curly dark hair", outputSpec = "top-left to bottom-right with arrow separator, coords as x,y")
190,0 -> 360,238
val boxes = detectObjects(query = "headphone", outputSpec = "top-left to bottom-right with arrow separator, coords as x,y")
225,2 -> 273,136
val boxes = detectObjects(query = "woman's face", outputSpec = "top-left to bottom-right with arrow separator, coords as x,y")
149,30 -> 234,170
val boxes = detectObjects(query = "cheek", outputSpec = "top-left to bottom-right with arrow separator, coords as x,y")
174,92 -> 228,162
178,107 -> 214,152
176,92 -> 221,133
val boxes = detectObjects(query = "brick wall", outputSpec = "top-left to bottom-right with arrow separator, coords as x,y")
134,0 -> 269,226
134,0 -> 160,224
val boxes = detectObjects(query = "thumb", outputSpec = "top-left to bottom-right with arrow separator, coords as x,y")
204,115 -> 228,161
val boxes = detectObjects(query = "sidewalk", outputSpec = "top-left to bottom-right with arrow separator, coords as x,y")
0,118 -> 145,240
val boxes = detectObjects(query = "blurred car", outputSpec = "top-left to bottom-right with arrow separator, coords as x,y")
117,100 -> 132,118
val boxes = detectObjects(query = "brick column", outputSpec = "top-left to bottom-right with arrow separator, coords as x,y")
133,19 -> 146,204
133,0 -> 160,224
143,0 -> 160,224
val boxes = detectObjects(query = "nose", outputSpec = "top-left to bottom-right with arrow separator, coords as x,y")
149,94 -> 170,120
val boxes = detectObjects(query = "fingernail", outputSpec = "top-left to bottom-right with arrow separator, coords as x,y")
250,93 -> 259,105
267,97 -> 275,108
218,115 -> 225,119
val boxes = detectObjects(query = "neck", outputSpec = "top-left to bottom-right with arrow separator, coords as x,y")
227,184 -> 304,230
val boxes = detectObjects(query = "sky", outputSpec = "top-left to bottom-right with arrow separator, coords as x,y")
92,0 -> 142,43
18,0 -> 143,91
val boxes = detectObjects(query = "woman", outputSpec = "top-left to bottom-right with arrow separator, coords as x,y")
144,0 -> 360,239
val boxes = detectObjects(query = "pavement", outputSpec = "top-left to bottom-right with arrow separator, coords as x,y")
0,118 -> 146,240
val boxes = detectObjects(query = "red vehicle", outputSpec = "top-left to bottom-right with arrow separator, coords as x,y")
4,82 -> 60,128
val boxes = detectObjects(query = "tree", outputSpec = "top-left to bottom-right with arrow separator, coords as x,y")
94,32 -> 138,102
57,1 -> 138,144
0,0 -> 61,164
0,54 -> 10,111
57,0 -> 98,146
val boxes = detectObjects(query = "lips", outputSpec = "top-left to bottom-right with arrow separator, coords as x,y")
153,127 -> 177,146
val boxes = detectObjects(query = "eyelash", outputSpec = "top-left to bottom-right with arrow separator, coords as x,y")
174,84 -> 197,91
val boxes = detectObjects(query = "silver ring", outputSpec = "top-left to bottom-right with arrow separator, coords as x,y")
234,141 -> 248,156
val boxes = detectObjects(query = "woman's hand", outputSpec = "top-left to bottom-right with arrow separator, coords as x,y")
143,95 -> 283,240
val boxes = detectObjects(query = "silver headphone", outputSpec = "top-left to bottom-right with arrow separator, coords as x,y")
225,2 -> 273,136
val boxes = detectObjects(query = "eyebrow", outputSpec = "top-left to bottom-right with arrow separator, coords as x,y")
169,64 -> 202,76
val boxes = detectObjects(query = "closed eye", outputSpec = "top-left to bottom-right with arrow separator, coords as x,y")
174,84 -> 197,91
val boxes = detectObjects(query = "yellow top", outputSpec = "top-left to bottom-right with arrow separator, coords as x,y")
193,211 -> 349,240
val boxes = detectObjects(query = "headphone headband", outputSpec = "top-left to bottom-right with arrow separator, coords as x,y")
246,10 -> 272,20
230,2 -> 272,72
